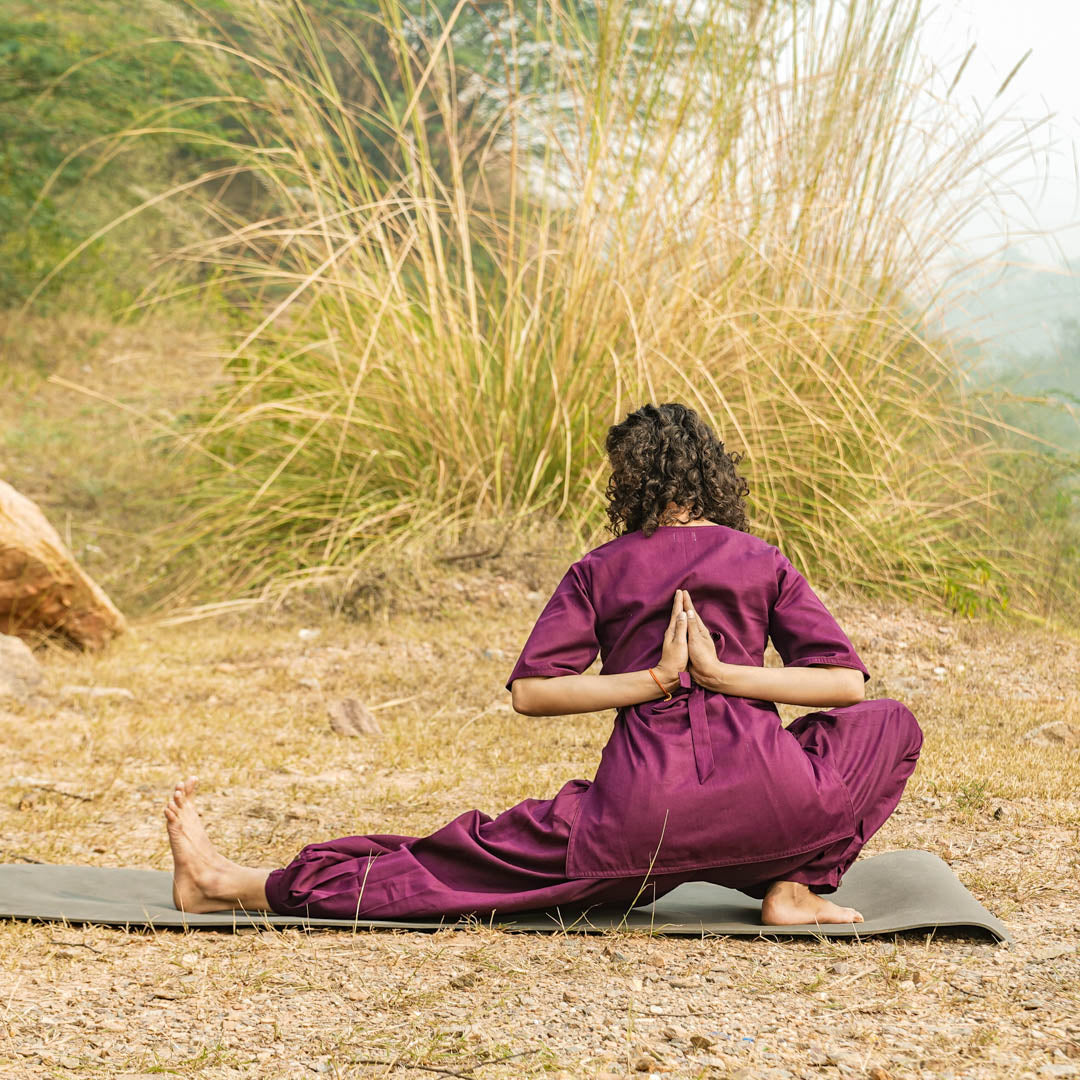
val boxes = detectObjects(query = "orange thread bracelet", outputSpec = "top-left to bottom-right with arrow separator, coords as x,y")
648,667 -> 672,700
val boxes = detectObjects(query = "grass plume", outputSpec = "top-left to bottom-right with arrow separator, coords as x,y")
51,0 -> 1079,617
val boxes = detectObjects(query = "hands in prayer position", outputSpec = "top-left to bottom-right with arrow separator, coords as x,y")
511,587 -> 865,717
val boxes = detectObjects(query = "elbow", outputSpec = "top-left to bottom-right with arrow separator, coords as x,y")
510,681 -> 537,716
841,673 -> 866,705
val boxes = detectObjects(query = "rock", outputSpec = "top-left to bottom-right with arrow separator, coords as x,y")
0,481 -> 126,649
0,633 -> 42,701
1024,722 -> 1080,747
689,1034 -> 714,1049
868,1069 -> 893,1080
298,628 -> 321,641
886,676 -> 921,694
60,685 -> 134,701
327,698 -> 382,737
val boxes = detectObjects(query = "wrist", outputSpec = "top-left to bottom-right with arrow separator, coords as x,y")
650,665 -> 682,694
692,660 -> 727,692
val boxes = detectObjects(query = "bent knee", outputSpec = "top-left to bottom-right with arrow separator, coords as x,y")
865,696 -> 923,756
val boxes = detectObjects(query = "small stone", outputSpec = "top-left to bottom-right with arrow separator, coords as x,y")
0,634 -> 42,701
481,647 -> 506,659
562,990 -> 579,1003
449,972 -> 478,988
1033,944 -> 1076,961
525,591 -> 543,601
808,1046 -> 836,1066
869,1069 -> 893,1080
689,1034 -> 714,1049
661,1026 -> 678,1040
667,975 -> 700,988
1024,721 -> 1080,747
645,954 -> 666,968
828,961 -> 852,975
60,684 -> 135,700
297,676 -> 320,690
632,1056 -> 653,1073
298,628 -> 321,641
932,665 -> 947,676
327,698 -> 382,737
1039,1066 -> 1078,1078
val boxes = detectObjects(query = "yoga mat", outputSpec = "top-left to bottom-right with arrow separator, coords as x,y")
0,850 -> 1010,942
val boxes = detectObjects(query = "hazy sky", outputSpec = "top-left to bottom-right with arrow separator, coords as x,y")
917,0 -> 1080,268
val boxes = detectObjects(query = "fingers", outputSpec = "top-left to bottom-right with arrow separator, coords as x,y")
666,589 -> 685,639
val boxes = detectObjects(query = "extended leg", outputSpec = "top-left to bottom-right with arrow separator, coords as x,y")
164,777 -> 273,914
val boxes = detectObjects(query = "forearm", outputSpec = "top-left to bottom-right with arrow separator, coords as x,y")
511,667 -> 680,717
694,661 -> 865,707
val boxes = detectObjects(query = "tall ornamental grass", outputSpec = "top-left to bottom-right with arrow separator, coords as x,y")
69,0 -> 1078,615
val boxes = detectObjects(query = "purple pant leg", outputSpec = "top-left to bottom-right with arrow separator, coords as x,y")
263,779 -> 645,920
731,697 -> 923,899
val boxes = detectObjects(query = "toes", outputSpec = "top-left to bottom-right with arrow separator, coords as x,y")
184,776 -> 198,797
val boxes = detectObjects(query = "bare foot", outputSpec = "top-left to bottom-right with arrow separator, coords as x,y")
760,881 -> 864,926
164,776 -> 245,913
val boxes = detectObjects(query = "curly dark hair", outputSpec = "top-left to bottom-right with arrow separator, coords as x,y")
604,403 -> 750,538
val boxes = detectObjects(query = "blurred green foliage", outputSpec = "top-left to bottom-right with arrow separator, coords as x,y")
0,0 -> 618,308
1,1 -> 232,305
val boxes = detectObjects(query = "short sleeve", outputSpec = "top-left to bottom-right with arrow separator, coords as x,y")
505,561 -> 600,692
768,550 -> 870,681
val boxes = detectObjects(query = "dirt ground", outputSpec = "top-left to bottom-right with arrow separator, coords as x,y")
1,570 -> 1079,1079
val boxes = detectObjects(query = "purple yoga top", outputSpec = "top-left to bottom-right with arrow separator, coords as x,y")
505,525 -> 870,879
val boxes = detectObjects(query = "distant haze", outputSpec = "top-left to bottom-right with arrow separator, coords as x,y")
916,2 -> 1079,361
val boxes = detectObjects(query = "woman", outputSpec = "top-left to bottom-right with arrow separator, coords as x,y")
165,402 -> 922,925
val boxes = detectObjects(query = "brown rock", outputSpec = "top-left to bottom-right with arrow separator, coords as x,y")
327,698 -> 382,737
0,633 -> 42,700
0,481 -> 126,649
1023,721 -> 1080,747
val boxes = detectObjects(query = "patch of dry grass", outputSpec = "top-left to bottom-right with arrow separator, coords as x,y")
0,308 -> 223,613
1,568 -> 1077,1078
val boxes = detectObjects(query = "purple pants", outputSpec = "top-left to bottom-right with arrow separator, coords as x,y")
264,697 -> 922,919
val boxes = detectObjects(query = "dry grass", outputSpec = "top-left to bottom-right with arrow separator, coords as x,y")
51,0 -> 1077,616
1,566 -> 1078,1079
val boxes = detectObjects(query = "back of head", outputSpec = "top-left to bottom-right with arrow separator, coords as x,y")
604,402 -> 750,538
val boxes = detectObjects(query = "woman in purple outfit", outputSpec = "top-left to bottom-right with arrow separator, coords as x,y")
164,402 -> 922,926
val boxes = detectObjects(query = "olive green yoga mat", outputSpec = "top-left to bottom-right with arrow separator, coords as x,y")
0,850 -> 1010,942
